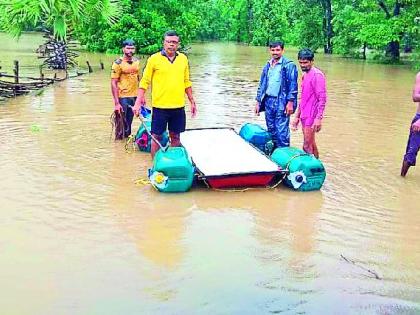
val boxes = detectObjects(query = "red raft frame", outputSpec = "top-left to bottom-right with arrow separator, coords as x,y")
180,128 -> 285,189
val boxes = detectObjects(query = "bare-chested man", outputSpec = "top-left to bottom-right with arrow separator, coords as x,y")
401,72 -> 420,177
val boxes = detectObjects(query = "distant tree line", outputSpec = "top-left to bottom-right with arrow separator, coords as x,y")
194,0 -> 418,64
0,0 -> 418,67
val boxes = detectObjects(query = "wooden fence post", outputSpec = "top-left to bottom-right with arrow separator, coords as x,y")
39,66 -> 44,81
86,61 -> 93,73
13,60 -> 19,84
13,60 -> 19,97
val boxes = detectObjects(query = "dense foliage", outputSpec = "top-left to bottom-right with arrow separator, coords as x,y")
1,0 -> 418,64
193,0 -> 418,63
0,0 -> 119,40
74,0 -> 201,54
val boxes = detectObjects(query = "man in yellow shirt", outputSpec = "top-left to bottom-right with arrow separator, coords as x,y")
111,39 -> 141,138
133,31 -> 197,158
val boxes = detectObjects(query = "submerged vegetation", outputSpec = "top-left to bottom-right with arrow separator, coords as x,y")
0,0 -> 119,69
0,0 -> 418,66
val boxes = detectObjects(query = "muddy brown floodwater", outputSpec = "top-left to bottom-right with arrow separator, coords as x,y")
0,34 -> 419,314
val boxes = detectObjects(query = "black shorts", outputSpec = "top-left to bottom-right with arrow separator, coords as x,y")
151,107 -> 186,135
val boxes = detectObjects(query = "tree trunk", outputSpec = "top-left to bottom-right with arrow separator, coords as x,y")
378,0 -> 401,62
323,0 -> 333,54
362,42 -> 367,60
38,32 -> 78,70
403,34 -> 413,53
49,40 -> 68,70
236,12 -> 242,43
385,41 -> 400,61
247,0 -> 253,44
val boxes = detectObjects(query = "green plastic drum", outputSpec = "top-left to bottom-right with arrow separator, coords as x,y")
239,123 -> 273,154
271,147 -> 326,191
149,147 -> 194,193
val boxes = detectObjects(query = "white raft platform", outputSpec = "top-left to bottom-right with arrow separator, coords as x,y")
180,128 -> 284,188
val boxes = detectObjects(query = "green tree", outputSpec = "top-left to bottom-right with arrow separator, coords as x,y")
334,0 -> 419,62
251,0 -> 282,45
76,0 -> 201,54
1,0 -> 417,66
285,0 -> 325,51
1,0 -> 119,68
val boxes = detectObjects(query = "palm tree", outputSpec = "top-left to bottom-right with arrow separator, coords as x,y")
1,0 -> 119,70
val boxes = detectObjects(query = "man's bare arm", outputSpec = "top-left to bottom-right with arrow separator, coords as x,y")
133,88 -> 146,116
412,72 -> 420,103
185,87 -> 197,118
111,79 -> 122,111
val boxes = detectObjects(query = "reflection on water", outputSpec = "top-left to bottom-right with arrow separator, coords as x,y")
0,35 -> 419,314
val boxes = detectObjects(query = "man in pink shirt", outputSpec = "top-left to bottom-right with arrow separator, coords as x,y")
291,48 -> 327,158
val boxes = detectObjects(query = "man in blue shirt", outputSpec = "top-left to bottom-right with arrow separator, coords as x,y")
255,41 -> 298,148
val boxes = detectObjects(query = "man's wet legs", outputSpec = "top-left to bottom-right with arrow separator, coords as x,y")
303,127 -> 319,158
401,114 -> 420,177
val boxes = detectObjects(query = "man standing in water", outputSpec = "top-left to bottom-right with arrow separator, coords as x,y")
133,30 -> 197,158
255,41 -> 298,148
401,72 -> 420,177
291,48 -> 327,158
111,39 -> 141,138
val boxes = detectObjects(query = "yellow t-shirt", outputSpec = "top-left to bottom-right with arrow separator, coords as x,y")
139,51 -> 192,108
111,57 -> 141,98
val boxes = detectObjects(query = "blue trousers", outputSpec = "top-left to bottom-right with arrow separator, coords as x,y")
119,97 -> 136,137
263,96 -> 290,147
404,113 -> 420,166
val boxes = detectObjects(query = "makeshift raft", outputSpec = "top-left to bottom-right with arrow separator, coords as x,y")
180,128 -> 285,188
145,124 -> 326,193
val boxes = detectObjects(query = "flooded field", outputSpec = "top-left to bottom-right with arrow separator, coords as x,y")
0,34 -> 419,314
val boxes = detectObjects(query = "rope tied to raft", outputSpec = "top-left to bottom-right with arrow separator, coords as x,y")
121,107 -> 169,153
195,169 -> 287,193
134,177 -> 151,186
194,152 -> 309,192
137,115 -> 169,152
134,177 -> 161,191
125,134 -> 137,153
132,137 -> 309,192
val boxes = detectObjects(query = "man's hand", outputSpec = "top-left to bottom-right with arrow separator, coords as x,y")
284,101 -> 294,116
291,117 -> 300,131
133,105 -> 149,118
132,104 -> 140,117
190,101 -> 197,118
132,96 -> 146,117
255,101 -> 260,116
114,103 -> 123,113
312,118 -> 322,132
412,119 -> 420,132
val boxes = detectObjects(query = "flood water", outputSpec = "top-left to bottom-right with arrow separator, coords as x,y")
0,33 -> 419,314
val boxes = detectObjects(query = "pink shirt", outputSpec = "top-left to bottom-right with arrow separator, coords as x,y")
299,67 -> 327,120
